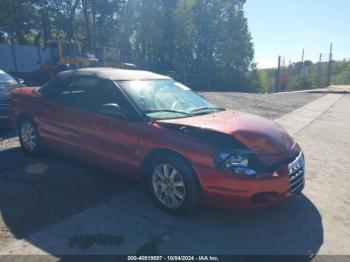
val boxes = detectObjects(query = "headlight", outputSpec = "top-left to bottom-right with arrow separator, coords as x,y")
215,149 -> 257,177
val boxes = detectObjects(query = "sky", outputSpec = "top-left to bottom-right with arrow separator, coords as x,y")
244,0 -> 349,68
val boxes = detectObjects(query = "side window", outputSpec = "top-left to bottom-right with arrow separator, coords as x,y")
51,76 -> 120,112
49,77 -> 83,105
39,75 -> 65,96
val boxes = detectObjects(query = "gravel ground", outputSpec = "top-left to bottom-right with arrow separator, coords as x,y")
0,91 -> 325,252
200,91 -> 325,119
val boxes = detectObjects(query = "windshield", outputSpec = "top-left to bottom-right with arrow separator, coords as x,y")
118,80 -> 224,120
0,71 -> 17,84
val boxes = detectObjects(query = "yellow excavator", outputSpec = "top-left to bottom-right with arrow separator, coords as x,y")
41,41 -> 136,78
25,40 -> 135,86
25,40 -> 98,86
43,40 -> 97,77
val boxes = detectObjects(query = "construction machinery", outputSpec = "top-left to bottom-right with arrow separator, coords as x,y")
24,40 -> 136,86
44,40 -> 100,76
25,40 -> 100,86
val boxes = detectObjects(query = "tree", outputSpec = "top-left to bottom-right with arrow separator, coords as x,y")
0,0 -> 256,91
62,0 -> 80,40
81,0 -> 91,50
175,0 -> 253,89
0,0 -> 37,44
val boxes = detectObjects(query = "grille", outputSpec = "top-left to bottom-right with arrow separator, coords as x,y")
288,152 -> 305,194
0,101 -> 10,108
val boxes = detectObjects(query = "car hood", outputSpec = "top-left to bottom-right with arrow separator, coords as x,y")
157,110 -> 295,156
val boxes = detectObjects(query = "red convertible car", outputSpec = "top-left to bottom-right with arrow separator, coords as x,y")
10,68 -> 305,215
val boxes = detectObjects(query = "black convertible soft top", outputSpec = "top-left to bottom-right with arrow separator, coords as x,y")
59,68 -> 171,81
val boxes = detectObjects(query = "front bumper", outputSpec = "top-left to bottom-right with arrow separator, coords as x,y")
194,151 -> 305,209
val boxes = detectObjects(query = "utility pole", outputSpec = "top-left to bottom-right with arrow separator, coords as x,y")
301,49 -> 305,64
301,49 -> 305,76
287,59 -> 291,86
281,57 -> 286,91
275,56 -> 281,92
327,43 -> 333,87
317,53 -> 322,88
92,0 -> 96,50
287,59 -> 291,75
10,42 -> 18,73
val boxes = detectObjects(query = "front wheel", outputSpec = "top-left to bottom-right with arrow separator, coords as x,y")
147,154 -> 201,215
18,118 -> 41,155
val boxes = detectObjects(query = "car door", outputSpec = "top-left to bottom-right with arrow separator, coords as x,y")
33,74 -> 75,144
44,75 -> 142,178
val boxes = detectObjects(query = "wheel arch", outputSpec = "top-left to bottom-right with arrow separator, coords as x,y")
142,147 -> 204,214
16,113 -> 35,128
141,148 -> 195,179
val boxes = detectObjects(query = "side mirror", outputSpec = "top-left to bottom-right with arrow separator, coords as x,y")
99,103 -> 127,119
17,78 -> 25,85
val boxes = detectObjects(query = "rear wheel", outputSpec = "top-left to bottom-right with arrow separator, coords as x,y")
18,118 -> 41,155
147,153 -> 201,215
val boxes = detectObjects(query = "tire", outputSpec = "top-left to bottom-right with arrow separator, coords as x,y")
18,117 -> 41,156
146,153 -> 202,216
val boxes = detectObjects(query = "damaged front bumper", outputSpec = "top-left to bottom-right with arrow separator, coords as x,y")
194,151 -> 305,209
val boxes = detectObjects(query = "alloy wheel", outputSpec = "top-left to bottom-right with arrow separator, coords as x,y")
152,164 -> 186,208
21,122 -> 37,152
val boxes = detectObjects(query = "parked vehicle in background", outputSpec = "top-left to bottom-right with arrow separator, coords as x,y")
10,68 -> 305,215
0,69 -> 23,120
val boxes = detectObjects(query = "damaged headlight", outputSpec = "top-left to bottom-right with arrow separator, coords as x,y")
215,149 -> 257,176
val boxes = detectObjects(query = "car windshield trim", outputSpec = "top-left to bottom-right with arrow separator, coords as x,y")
190,107 -> 225,114
143,109 -> 191,116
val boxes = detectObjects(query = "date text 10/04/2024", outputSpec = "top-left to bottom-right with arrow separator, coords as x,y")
127,256 -> 220,261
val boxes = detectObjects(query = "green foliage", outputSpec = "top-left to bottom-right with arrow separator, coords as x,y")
0,0 -> 254,91
0,0 -> 37,44
256,68 -> 274,93
174,0 -> 254,89
255,59 -> 350,93
2,1 -> 348,92
332,60 -> 350,85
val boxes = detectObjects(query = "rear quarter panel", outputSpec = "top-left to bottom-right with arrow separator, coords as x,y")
10,87 -> 40,128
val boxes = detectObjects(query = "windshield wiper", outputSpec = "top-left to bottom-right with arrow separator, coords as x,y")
190,107 -> 225,114
143,110 -> 191,116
